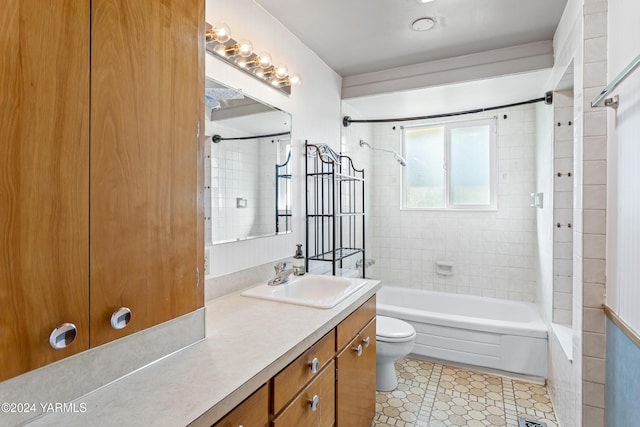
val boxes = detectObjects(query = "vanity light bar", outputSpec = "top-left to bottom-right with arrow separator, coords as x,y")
205,22 -> 302,95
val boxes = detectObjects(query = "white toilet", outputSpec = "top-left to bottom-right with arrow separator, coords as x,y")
376,315 -> 416,391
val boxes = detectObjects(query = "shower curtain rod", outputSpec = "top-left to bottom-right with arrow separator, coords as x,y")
342,92 -> 553,127
211,131 -> 290,143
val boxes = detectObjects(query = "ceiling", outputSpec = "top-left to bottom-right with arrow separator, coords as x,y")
256,0 -> 568,117
257,0 -> 567,78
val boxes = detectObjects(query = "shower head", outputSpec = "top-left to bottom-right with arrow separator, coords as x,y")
359,140 -> 407,167
393,152 -> 407,166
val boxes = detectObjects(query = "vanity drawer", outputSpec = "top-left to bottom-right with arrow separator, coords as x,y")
213,384 -> 268,427
273,360 -> 335,427
336,295 -> 376,351
273,329 -> 336,414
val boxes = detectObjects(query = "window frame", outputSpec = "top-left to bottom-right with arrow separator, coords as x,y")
401,117 -> 497,211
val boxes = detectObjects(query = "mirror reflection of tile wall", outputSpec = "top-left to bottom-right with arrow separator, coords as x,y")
205,125 -> 283,244
205,125 -> 290,244
203,79 -> 291,246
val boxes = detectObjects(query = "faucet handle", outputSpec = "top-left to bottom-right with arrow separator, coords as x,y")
274,262 -> 287,273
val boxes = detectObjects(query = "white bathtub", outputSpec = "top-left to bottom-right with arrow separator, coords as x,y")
377,286 -> 548,378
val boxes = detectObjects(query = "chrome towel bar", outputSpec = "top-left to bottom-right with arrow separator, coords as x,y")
591,53 -> 640,109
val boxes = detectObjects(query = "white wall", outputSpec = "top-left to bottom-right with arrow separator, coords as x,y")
360,105 -> 539,302
205,0 -> 342,277
606,0 -> 640,334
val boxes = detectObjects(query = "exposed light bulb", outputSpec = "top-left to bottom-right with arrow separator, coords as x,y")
213,22 -> 231,42
255,66 -> 275,80
257,52 -> 272,68
275,64 -> 288,78
289,74 -> 301,86
212,43 -> 228,57
235,57 -> 249,68
236,39 -> 253,57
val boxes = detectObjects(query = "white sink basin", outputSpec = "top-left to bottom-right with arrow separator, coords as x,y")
241,274 -> 368,309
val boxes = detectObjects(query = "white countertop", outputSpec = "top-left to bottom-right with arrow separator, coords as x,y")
28,279 -> 380,426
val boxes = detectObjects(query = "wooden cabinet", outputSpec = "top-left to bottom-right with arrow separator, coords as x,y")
336,296 -> 376,426
273,330 -> 335,414
210,295 -> 377,427
0,0 -> 204,380
273,361 -> 335,427
89,0 -> 205,346
336,296 -> 376,350
0,0 -> 91,382
336,318 -> 376,427
214,384 -> 269,427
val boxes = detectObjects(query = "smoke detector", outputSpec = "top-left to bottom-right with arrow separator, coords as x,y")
411,17 -> 436,31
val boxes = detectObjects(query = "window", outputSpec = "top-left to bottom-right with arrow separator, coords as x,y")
402,118 -> 496,210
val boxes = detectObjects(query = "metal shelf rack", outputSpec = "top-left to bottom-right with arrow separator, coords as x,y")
305,141 -> 365,277
275,150 -> 292,233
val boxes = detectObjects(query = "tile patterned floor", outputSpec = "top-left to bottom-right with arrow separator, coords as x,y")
374,357 -> 557,427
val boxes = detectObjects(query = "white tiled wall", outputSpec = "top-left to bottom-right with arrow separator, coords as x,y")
360,105 -> 539,302
545,4 -> 584,426
580,2 -> 608,426
340,103 -> 374,276
205,122 -> 277,243
553,90 -> 575,325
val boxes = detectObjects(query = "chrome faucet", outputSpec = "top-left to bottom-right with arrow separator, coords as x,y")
267,262 -> 294,286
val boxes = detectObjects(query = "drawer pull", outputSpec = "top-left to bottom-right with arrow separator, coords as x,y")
110,307 -> 132,330
353,343 -> 363,357
362,336 -> 371,347
308,394 -> 319,412
49,323 -> 77,349
309,357 -> 320,374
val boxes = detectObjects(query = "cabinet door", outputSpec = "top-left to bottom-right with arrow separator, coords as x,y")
336,318 -> 376,427
0,0 -> 90,381
214,384 -> 269,427
90,0 -> 204,346
273,360 -> 335,427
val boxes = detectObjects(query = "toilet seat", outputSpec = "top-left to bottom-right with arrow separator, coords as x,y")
376,315 -> 416,343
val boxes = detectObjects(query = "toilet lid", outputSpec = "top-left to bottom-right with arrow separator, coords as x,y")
376,315 -> 416,342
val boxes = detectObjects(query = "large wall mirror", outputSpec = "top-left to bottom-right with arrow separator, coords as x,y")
205,78 -> 292,245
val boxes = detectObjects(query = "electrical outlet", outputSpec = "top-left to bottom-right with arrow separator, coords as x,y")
204,247 -> 211,277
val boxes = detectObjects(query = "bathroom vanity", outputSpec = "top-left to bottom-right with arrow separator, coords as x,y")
210,292 -> 377,427
26,280 -> 380,426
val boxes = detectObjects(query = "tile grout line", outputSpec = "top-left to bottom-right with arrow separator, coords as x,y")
502,376 -> 520,427
420,361 -> 441,424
